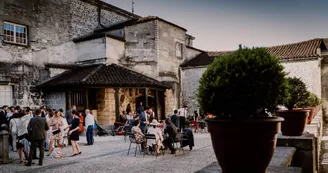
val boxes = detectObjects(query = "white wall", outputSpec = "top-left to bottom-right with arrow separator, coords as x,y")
181,59 -> 322,115
75,38 -> 106,62
282,59 -> 321,97
106,37 -> 125,64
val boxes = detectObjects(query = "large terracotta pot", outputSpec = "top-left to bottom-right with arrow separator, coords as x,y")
206,117 -> 284,173
275,110 -> 309,136
302,106 -> 318,124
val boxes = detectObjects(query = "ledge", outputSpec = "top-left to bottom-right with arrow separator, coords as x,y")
195,147 -> 300,173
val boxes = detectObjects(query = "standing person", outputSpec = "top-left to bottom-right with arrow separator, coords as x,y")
126,104 -> 131,115
25,109 -> 49,166
40,106 -> 46,118
178,106 -> 188,131
65,105 -> 76,126
17,112 -> 31,164
9,113 -> 19,152
60,109 -> 69,147
0,105 -> 8,126
137,102 -> 144,114
170,110 -> 179,128
45,109 -> 53,151
68,110 -> 81,157
84,109 -> 94,146
194,111 -> 199,122
65,105 -> 76,145
47,110 -> 64,156
139,107 -> 149,133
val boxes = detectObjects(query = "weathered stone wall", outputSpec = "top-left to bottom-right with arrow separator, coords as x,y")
165,89 -> 176,116
44,92 -> 66,112
118,88 -> 143,115
0,0 -> 134,107
121,21 -> 157,78
186,47 -> 203,62
96,88 -> 116,126
181,67 -> 207,116
157,20 -> 186,83
181,59 -> 322,116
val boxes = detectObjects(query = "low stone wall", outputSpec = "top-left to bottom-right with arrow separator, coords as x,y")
276,110 -> 323,173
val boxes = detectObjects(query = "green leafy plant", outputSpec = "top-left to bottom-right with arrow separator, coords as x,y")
297,91 -> 321,108
197,47 -> 287,119
280,77 -> 310,110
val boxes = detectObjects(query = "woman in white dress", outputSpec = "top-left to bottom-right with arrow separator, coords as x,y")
9,113 -> 19,152
147,119 -> 164,156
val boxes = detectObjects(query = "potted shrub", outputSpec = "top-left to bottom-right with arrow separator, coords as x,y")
297,91 -> 322,124
275,77 -> 310,136
198,47 -> 286,173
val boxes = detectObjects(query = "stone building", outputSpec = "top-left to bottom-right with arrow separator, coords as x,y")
0,0 -> 200,126
180,38 -> 328,115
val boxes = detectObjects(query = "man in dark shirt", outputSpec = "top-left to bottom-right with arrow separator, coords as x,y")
0,105 -> 8,126
164,118 -> 177,154
25,109 -> 49,166
136,102 -> 144,114
66,105 -> 76,125
170,110 -> 179,128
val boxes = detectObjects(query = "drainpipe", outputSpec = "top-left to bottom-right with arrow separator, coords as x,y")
97,5 -> 106,28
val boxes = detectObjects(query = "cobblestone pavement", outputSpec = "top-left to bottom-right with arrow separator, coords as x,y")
0,133 -> 215,173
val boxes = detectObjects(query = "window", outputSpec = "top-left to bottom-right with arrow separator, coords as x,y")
3,22 -> 28,45
0,85 -> 13,106
71,90 -> 85,106
176,42 -> 183,58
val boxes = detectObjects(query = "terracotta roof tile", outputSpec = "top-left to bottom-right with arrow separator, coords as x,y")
181,38 -> 328,68
38,64 -> 169,89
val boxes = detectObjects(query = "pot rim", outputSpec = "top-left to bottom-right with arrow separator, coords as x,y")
276,109 -> 310,113
205,116 -> 284,123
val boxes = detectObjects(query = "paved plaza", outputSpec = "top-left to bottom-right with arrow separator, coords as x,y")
0,133 -> 215,173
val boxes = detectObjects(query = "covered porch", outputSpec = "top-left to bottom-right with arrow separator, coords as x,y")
38,64 -> 169,126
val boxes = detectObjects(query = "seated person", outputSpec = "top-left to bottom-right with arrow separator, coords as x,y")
131,119 -> 148,154
147,120 -> 164,156
163,118 -> 177,154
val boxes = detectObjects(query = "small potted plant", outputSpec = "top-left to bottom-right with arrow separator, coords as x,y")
198,47 -> 286,173
275,77 -> 310,136
297,91 -> 321,124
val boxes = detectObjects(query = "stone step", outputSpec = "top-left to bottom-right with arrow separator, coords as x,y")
195,147 -> 301,173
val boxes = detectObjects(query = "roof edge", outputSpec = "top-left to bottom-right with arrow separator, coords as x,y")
81,0 -> 141,19
186,45 -> 205,53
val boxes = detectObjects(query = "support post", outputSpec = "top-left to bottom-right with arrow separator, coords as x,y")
115,88 -> 120,122
145,88 -> 149,107
155,90 -> 159,120
68,90 -> 72,110
85,89 -> 89,109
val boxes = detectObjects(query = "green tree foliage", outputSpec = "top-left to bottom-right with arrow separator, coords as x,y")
197,47 -> 287,119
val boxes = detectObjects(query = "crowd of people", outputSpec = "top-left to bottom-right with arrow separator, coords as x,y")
119,102 -> 203,155
0,105 -> 95,166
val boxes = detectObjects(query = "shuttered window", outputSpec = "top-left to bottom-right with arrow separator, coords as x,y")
0,85 -> 13,106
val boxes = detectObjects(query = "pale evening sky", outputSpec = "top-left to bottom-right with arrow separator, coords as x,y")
104,0 -> 328,51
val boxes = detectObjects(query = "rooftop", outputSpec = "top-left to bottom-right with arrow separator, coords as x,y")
38,64 -> 169,89
94,16 -> 187,33
181,38 -> 328,68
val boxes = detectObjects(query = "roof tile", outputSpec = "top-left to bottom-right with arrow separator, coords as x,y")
38,64 -> 169,89
181,38 -> 328,68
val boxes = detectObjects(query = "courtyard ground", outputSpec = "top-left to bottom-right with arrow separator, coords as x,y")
0,133 -> 215,173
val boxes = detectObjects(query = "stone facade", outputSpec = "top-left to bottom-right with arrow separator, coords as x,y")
0,0 -> 136,107
181,59 -> 322,116
97,88 -> 116,126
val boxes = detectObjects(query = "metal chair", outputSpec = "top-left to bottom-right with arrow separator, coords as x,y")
172,132 -> 188,156
127,132 -> 145,157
